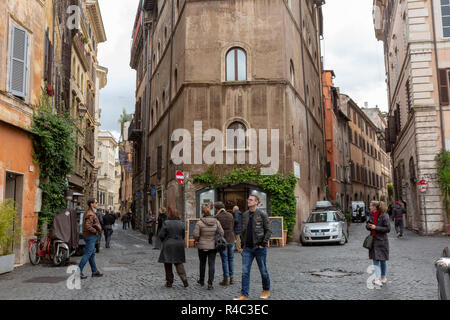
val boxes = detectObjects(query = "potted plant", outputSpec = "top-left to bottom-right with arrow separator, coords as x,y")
344,212 -> 352,227
0,199 -> 21,274
436,151 -> 450,235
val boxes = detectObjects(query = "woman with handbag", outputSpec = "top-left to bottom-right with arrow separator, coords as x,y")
366,201 -> 390,287
193,206 -> 224,290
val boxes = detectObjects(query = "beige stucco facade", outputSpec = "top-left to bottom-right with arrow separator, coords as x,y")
374,0 -> 449,233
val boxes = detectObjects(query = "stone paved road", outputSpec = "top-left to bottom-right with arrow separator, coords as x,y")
0,221 -> 448,300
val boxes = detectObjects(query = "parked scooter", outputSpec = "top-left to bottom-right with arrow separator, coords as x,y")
50,190 -> 79,266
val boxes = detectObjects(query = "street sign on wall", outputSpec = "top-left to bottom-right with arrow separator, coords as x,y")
176,170 -> 185,184
418,179 -> 429,193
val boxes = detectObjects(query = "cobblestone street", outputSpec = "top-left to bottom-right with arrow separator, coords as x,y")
0,221 -> 448,300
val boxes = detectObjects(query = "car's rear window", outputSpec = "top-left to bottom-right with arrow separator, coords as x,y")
307,212 -> 337,223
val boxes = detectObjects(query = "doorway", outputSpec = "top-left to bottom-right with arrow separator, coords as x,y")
5,172 -> 23,262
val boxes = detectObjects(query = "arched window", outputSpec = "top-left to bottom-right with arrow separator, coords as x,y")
174,68 -> 178,91
226,48 -> 247,81
162,90 -> 166,109
155,100 -> 159,120
226,121 -> 247,150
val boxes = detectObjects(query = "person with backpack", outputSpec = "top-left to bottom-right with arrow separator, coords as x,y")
103,210 -> 116,248
193,206 -> 224,290
392,201 -> 406,238
215,202 -> 235,286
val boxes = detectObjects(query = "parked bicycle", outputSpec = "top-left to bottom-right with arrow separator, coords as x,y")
28,232 -> 52,266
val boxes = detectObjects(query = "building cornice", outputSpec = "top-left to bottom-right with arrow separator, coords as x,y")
86,0 -> 107,43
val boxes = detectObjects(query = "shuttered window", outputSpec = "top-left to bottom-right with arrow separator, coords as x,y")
9,24 -> 28,98
157,146 -> 162,180
438,69 -> 449,106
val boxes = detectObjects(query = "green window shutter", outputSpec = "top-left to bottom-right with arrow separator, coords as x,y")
9,24 -> 28,98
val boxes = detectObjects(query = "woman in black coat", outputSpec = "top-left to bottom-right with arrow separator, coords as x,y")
158,207 -> 188,288
366,201 -> 390,287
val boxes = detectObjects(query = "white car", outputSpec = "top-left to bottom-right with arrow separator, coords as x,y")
301,207 -> 349,246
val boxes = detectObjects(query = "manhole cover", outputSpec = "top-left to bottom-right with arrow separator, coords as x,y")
109,259 -> 136,265
310,269 -> 360,278
24,277 -> 67,284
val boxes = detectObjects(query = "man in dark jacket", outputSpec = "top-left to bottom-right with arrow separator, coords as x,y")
234,195 -> 271,301
215,202 -> 235,286
233,206 -> 243,253
145,210 -> 157,245
392,201 -> 406,237
103,210 -> 116,248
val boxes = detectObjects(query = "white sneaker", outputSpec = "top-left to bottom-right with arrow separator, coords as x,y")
373,279 -> 383,287
381,277 -> 387,284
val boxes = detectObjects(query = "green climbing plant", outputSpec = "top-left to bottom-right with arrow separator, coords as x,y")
436,151 -> 450,220
29,90 -> 76,228
192,166 -> 298,238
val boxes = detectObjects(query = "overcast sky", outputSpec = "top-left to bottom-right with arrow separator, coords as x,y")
96,0 -> 389,140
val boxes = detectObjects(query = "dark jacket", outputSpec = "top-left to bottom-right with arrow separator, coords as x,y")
392,204 -> 406,220
193,216 -> 224,250
96,211 -> 104,228
103,213 -> 116,226
215,209 -> 235,244
158,218 -> 186,264
233,210 -> 243,235
82,209 -> 102,237
241,209 -> 271,248
366,212 -> 390,261
157,213 -> 168,234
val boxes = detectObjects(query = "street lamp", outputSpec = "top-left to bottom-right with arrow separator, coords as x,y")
78,105 -> 88,118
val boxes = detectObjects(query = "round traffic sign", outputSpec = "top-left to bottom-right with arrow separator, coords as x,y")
176,170 -> 185,184
418,179 -> 428,193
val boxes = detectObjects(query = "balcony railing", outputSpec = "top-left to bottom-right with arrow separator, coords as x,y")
128,119 -> 143,141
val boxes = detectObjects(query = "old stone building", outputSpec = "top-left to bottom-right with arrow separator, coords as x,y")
322,70 -> 352,211
343,94 -> 389,206
96,131 -> 118,212
129,0 -> 327,241
0,0 -> 46,264
119,120 -> 133,216
374,0 -> 450,233
67,0 -> 107,209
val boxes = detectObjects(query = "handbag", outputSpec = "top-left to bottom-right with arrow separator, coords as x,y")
363,234 -> 373,250
215,225 -> 227,252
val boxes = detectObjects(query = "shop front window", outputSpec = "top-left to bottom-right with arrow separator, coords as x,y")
198,189 -> 216,218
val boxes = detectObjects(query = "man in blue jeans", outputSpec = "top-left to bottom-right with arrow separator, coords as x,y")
214,202 -> 235,286
234,195 -> 272,300
78,198 -> 103,279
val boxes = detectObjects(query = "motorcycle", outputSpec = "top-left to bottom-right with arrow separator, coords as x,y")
50,208 -> 79,266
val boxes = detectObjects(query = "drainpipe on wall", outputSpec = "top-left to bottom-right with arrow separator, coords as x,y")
430,0 -> 449,226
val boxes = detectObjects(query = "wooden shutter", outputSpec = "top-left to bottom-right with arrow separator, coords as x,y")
10,25 -> 28,98
439,69 -> 449,106
157,146 -> 162,180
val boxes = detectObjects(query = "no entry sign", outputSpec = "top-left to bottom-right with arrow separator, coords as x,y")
176,170 -> 185,184
418,179 -> 429,193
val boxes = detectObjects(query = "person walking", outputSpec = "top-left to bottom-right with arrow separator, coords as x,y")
234,194 -> 272,300
145,210 -> 157,245
122,211 -> 129,230
392,201 -> 406,238
78,198 -> 103,279
366,201 -> 390,287
158,207 -> 189,288
193,206 -> 224,290
154,207 -> 168,250
233,206 -> 243,253
214,202 -> 235,286
103,210 -> 116,248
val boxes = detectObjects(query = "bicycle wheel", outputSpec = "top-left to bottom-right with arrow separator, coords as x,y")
29,242 -> 41,265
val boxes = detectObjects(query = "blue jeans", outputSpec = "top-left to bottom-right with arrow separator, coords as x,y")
373,260 -> 387,279
241,247 -> 270,298
219,243 -> 235,280
79,235 -> 99,274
